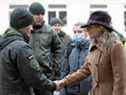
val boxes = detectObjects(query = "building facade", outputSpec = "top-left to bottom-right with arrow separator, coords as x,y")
1,0 -> 126,37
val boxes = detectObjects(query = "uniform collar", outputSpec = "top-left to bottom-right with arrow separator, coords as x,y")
3,27 -> 29,43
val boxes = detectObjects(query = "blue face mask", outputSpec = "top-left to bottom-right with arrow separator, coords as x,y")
73,33 -> 85,40
72,32 -> 85,43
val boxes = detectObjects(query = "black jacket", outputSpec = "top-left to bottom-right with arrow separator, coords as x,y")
0,28 -> 56,95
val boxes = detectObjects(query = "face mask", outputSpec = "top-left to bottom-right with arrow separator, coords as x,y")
72,33 -> 84,46
73,32 -> 85,40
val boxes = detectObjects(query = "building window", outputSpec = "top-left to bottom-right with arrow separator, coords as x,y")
9,4 -> 29,14
48,4 -> 67,26
90,4 -> 107,13
10,4 -> 28,9
124,11 -> 126,31
48,11 -> 56,25
59,11 -> 67,25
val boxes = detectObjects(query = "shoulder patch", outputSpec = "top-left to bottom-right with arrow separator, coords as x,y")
28,55 -> 34,60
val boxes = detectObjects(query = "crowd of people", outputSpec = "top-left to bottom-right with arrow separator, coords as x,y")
0,2 -> 126,95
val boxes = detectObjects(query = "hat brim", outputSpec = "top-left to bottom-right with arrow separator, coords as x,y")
81,22 -> 114,32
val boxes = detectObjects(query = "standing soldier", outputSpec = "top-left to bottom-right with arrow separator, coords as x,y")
29,2 -> 61,95
0,8 -> 56,95
55,11 -> 126,95
50,18 -> 71,95
50,17 -> 71,50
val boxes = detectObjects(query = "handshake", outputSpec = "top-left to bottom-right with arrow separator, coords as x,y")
53,80 -> 65,91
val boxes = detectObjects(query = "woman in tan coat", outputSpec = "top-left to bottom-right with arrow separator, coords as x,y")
55,11 -> 126,95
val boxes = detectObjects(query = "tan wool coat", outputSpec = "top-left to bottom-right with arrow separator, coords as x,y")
62,31 -> 126,95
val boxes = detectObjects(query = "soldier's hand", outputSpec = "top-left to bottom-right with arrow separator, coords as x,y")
46,81 -> 57,91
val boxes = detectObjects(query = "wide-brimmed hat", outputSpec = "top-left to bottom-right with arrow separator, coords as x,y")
81,11 -> 114,31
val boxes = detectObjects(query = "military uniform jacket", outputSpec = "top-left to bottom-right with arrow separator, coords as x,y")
0,28 -> 56,95
30,24 -> 61,80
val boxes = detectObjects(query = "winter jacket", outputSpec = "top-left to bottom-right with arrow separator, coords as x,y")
60,39 -> 92,95
30,23 -> 61,80
0,28 -> 56,95
61,31 -> 126,95
56,31 -> 71,50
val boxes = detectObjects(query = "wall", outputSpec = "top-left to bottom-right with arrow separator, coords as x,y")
0,0 -> 9,34
1,0 -> 126,37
